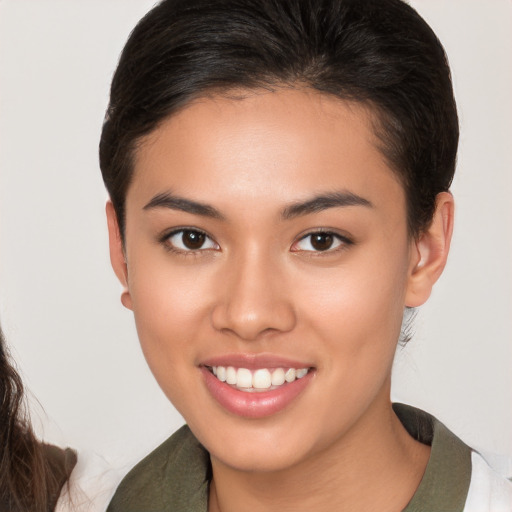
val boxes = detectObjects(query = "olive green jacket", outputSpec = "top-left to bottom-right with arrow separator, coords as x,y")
106,404 -> 480,511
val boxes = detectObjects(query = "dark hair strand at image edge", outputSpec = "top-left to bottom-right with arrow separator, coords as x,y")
99,0 -> 458,241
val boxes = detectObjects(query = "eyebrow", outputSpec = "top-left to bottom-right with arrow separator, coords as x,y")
281,191 -> 373,220
143,191 -> 225,220
143,190 -> 372,221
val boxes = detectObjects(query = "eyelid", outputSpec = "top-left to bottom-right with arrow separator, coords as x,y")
290,229 -> 354,253
159,227 -> 220,252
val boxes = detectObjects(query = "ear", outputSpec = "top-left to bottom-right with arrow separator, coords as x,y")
106,201 -> 133,310
405,192 -> 454,307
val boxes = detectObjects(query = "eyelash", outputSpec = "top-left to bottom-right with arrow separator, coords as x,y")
159,228 -> 354,255
159,228 -> 219,256
291,230 -> 354,255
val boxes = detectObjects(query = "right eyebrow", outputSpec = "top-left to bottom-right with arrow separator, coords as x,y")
281,191 -> 373,220
143,191 -> 225,220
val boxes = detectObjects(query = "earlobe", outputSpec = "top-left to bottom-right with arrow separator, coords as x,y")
405,192 -> 454,307
106,201 -> 133,310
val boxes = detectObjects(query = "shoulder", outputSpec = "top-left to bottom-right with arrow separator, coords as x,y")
106,425 -> 210,512
463,451 -> 512,512
55,447 -> 126,512
394,403 -> 512,512
42,444 -> 77,483
42,444 -> 77,511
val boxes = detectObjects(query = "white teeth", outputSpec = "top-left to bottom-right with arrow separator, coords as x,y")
253,369 -> 272,389
226,366 -> 237,385
296,368 -> 308,379
216,366 -> 227,382
210,365 -> 310,390
271,368 -> 285,386
237,368 -> 253,388
285,368 -> 296,382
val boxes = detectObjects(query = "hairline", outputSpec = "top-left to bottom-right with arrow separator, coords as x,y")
117,83 -> 417,242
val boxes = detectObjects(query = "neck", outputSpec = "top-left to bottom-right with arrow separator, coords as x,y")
208,396 -> 430,512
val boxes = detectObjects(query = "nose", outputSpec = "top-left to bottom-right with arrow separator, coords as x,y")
211,248 -> 296,341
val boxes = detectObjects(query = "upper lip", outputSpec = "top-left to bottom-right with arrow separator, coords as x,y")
200,353 -> 315,370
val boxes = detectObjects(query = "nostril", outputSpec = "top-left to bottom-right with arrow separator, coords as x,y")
211,300 -> 296,340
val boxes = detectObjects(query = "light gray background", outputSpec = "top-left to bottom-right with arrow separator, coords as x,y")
1,0 -> 511,474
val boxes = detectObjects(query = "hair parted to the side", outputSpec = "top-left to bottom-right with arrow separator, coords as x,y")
99,0 -> 458,240
0,326 -> 75,512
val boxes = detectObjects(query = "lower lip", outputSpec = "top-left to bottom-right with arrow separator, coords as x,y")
201,367 -> 314,418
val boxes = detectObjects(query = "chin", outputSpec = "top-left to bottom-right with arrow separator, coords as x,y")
192,414 -> 322,473
211,444 -> 309,474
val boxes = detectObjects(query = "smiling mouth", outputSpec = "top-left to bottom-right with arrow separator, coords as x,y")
205,365 -> 312,393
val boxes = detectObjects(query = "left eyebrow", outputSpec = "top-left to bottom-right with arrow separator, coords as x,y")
143,191 -> 225,220
281,191 -> 373,220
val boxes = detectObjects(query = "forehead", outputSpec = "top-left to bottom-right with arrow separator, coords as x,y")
128,88 -> 404,215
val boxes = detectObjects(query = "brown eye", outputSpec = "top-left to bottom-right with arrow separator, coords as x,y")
182,230 -> 205,249
293,232 -> 347,253
310,233 -> 334,251
166,229 -> 219,251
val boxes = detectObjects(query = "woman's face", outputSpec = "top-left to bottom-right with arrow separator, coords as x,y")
115,89 -> 421,472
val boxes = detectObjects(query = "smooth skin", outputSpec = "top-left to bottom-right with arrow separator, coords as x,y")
107,88 -> 454,511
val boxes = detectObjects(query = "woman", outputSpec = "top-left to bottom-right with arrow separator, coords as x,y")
0,325 -> 76,512
99,0 -> 512,510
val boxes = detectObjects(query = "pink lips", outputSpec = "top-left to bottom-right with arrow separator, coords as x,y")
200,353 -> 315,418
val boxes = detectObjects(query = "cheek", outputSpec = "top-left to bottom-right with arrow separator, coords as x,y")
126,253 -> 213,386
129,246 -> 211,327
297,247 -> 410,360
290,251 -> 410,430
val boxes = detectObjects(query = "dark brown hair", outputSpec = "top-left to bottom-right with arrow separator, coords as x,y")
0,325 -> 76,512
99,0 -> 458,239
